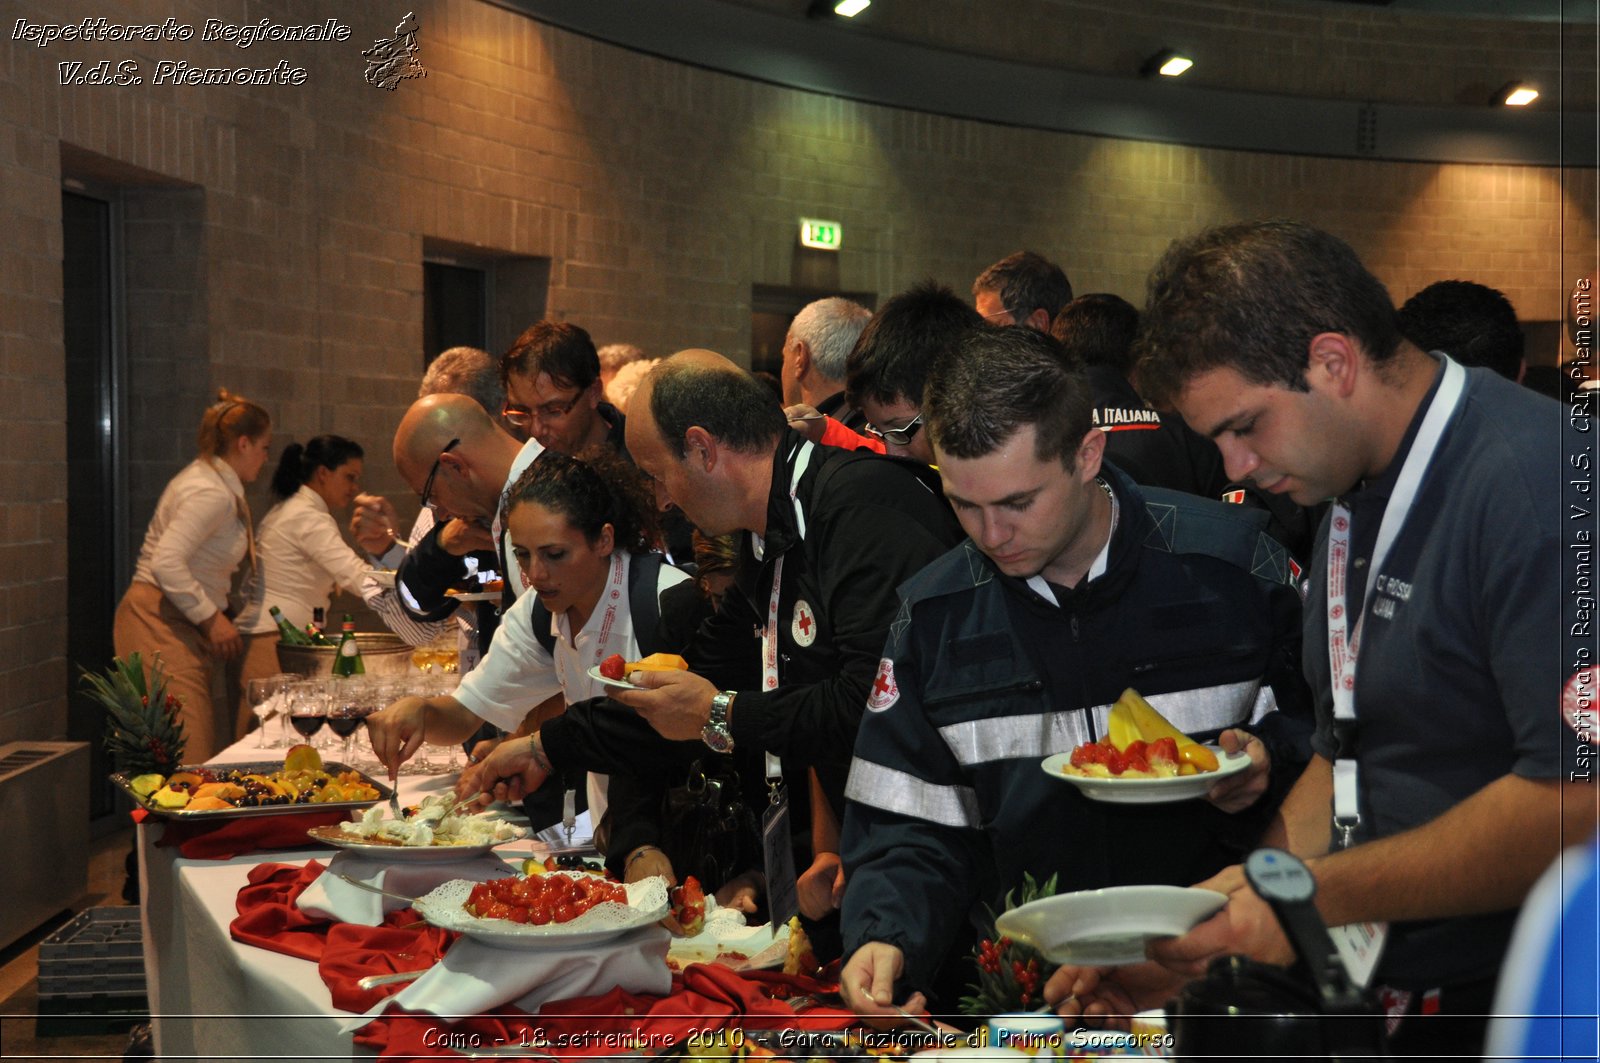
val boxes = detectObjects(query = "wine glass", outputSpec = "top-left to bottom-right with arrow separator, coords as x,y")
326,677 -> 370,766
410,647 -> 437,674
247,673 -> 294,749
286,680 -> 328,747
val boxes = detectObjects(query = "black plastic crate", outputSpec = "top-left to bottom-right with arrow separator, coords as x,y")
38,907 -> 145,1002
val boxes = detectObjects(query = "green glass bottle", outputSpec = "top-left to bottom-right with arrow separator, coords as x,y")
307,608 -> 334,647
270,605 -> 311,645
331,614 -> 365,677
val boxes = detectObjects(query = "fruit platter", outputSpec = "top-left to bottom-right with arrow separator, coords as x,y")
111,744 -> 392,819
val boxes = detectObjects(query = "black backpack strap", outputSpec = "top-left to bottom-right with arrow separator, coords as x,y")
628,552 -> 665,656
529,595 -> 557,655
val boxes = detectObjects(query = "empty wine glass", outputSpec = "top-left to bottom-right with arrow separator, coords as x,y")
247,673 -> 294,750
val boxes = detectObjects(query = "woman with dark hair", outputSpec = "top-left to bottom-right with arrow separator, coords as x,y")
366,447 -> 749,905
234,434 -> 374,716
114,388 -> 272,760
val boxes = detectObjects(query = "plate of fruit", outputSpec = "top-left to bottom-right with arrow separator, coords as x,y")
411,868 -> 670,949
588,652 -> 690,691
1043,690 -> 1251,804
113,744 -> 391,817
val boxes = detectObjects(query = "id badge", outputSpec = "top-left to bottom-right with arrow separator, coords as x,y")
761,789 -> 799,928
1329,921 -> 1387,988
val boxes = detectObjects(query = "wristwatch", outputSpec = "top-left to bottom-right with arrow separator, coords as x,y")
702,691 -> 736,753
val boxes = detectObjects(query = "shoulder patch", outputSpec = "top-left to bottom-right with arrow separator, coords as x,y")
866,657 -> 900,712
1564,667 -> 1596,736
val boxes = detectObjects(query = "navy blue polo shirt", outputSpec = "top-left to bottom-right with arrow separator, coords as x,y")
1304,358 -> 1574,988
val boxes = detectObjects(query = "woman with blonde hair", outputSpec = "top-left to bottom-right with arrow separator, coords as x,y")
113,389 -> 272,760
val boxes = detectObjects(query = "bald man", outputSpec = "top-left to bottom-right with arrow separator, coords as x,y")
389,393 -> 544,628
460,350 -> 963,943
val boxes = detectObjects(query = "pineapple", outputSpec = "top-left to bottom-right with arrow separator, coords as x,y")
82,653 -> 188,777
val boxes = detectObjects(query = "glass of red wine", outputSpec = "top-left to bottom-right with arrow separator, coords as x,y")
326,678 -> 371,765
287,680 -> 329,747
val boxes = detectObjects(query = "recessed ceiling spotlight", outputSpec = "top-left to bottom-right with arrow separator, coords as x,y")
1141,49 -> 1193,79
835,0 -> 871,16
1500,82 -> 1539,107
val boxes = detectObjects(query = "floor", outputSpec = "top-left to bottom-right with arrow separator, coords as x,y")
0,827 -> 143,1062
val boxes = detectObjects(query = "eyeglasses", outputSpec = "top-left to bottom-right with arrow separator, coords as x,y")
980,307 -> 1018,324
418,438 -> 460,510
866,414 -> 924,446
501,397 -> 579,429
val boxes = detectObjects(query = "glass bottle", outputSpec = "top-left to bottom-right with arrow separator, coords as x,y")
331,614 -> 366,677
270,605 -> 311,645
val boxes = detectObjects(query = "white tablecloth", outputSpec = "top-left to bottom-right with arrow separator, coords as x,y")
137,738 -> 561,1063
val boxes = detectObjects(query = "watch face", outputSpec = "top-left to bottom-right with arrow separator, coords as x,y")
700,724 -> 734,754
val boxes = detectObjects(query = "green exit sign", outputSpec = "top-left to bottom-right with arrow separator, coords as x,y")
799,217 -> 842,251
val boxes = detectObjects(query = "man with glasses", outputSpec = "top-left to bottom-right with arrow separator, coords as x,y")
390,392 -> 543,617
501,320 -> 627,460
972,249 -> 1073,331
844,281 -> 985,464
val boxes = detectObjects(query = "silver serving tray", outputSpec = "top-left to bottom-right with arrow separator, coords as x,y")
110,760 -> 392,819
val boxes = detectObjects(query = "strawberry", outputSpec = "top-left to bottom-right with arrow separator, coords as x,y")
669,875 -> 706,935
599,653 -> 626,680
1148,736 -> 1180,765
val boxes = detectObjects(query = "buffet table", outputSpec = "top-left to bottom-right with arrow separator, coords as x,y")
136,739 -> 591,1062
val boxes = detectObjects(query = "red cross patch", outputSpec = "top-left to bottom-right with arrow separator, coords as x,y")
1563,666 -> 1595,735
866,657 -> 899,712
791,599 -> 817,647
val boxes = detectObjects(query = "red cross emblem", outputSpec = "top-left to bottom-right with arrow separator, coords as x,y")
791,599 -> 817,647
866,657 -> 899,712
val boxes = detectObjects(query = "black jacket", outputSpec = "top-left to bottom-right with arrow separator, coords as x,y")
841,463 -> 1312,995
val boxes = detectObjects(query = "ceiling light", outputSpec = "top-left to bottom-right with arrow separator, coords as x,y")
835,0 -> 871,15
1141,49 -> 1193,79
1500,82 -> 1538,106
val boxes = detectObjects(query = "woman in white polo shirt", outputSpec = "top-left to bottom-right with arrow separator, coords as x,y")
113,390 -> 272,761
235,434 -> 373,716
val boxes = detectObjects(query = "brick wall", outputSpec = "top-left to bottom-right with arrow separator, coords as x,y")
0,0 -> 1593,743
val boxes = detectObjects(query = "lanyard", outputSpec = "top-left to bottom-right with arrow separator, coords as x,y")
589,552 -> 627,667
1326,355 -> 1466,848
759,440 -> 816,785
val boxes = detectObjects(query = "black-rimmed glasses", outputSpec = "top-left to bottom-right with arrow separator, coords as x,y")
867,414 -> 924,446
419,438 -> 461,509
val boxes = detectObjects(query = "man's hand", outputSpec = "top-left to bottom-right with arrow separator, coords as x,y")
607,669 -> 718,741
365,697 -> 430,778
1146,864 -> 1293,975
466,735 -> 503,766
350,493 -> 400,554
840,943 -> 927,1025
201,611 -> 242,660
715,871 -> 763,915
797,851 -> 845,920
785,404 -> 827,443
1044,962 -> 1188,1029
1206,729 -> 1271,813
438,517 -> 496,556
455,734 -> 552,807
622,847 -> 689,934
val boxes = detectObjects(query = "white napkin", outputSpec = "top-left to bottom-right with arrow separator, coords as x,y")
346,924 -> 672,1025
297,852 -> 514,926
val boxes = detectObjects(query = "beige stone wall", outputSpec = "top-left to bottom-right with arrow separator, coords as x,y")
1,0 -> 1594,743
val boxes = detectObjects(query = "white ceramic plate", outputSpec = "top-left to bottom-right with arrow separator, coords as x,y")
364,569 -> 396,588
445,590 -> 500,602
585,665 -> 646,691
412,872 -> 669,949
306,823 -> 528,862
1041,747 -> 1250,804
995,885 -> 1227,966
